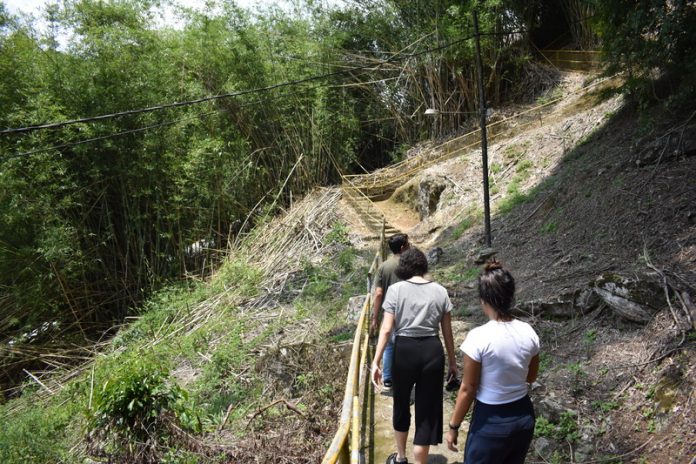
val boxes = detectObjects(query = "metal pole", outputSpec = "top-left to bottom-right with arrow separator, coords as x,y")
473,9 -> 492,247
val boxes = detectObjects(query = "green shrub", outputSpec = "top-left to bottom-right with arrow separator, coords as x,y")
451,207 -> 482,240
540,221 -> 557,234
498,188 -> 528,214
89,353 -> 199,445
534,411 -> 579,442
338,247 -> 357,272
451,217 -> 475,239
325,222 -> 351,245
591,399 -> 619,413
516,159 -> 534,174
534,416 -> 556,438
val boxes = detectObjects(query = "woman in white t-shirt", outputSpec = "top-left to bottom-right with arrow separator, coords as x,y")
446,260 -> 540,463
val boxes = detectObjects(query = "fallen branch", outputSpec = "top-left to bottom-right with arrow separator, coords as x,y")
676,291 -> 696,331
246,399 -> 306,429
218,403 -> 234,432
22,369 -> 53,394
642,247 -> 687,330
579,436 -> 655,463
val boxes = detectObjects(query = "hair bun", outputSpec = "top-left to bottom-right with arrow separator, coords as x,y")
484,259 -> 503,272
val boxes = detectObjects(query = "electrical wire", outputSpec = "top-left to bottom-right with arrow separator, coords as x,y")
0,32 -> 488,136
3,65 -> 397,160
4,111 -> 218,160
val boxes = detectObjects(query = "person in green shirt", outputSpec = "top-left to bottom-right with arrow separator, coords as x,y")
370,233 -> 410,388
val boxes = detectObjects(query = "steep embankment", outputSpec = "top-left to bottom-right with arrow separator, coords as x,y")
340,72 -> 695,462
0,188 -> 373,463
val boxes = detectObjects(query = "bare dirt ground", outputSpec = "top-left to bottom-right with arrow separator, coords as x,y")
340,71 -> 696,463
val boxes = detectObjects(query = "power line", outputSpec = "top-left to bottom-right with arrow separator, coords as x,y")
4,74 -> 378,159
4,67 -> 391,159
5,111 -> 218,160
1,33 -> 483,136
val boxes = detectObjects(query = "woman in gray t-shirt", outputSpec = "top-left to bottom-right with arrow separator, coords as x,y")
371,248 -> 457,464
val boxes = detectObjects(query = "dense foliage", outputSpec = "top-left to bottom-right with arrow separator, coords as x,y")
593,0 -> 696,105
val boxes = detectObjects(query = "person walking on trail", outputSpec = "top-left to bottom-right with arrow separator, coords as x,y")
370,233 -> 410,389
371,247 -> 458,464
447,260 -> 540,464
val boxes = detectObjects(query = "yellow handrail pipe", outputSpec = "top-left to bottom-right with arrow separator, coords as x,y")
322,224 -> 384,464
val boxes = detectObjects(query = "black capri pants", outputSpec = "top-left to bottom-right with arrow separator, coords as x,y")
392,335 -> 444,445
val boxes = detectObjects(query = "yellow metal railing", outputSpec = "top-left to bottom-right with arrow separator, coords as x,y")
322,226 -> 385,464
540,49 -> 601,72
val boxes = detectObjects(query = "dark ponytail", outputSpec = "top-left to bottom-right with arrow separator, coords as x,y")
478,259 -> 516,316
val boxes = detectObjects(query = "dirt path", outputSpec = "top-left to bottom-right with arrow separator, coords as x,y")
370,321 -> 473,464
372,199 -> 420,234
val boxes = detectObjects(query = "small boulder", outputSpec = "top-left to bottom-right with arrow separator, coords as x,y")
426,247 -> 444,265
534,397 -> 576,423
474,247 -> 497,264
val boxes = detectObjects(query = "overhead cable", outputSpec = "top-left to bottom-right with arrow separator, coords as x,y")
1,32 -> 498,136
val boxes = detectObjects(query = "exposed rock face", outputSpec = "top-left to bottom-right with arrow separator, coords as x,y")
535,396 -> 577,423
634,126 -> 696,167
346,295 -> 367,323
417,174 -> 451,220
390,174 -> 452,220
515,287 -> 599,319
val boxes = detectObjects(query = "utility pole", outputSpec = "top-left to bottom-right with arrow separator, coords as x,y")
473,9 -> 492,248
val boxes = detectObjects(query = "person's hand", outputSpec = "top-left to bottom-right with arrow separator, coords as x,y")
371,362 -> 382,388
448,362 -> 458,381
446,428 -> 459,452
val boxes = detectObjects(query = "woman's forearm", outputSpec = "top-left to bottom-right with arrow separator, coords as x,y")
527,353 -> 540,383
372,328 -> 389,367
450,386 -> 476,426
451,354 -> 481,425
440,312 -> 456,368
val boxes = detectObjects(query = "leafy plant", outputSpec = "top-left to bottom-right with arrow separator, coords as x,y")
534,412 -> 579,443
584,328 -> 598,344
89,354 -> 199,442
338,247 -> 357,272
212,260 -> 263,297
451,207 -> 482,239
516,159 -> 534,174
539,352 -> 552,372
325,222 -> 350,245
591,399 -> 619,413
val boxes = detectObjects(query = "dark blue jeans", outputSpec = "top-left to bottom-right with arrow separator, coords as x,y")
464,396 -> 535,464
